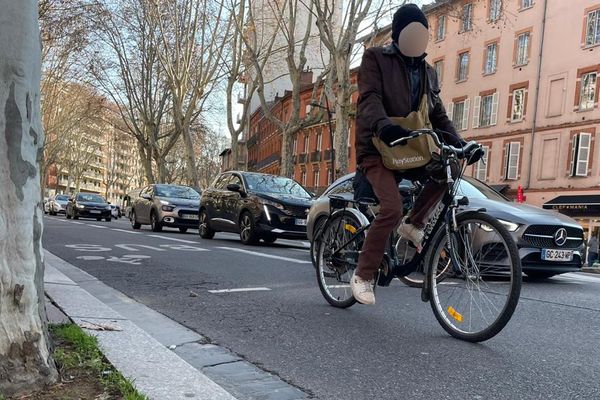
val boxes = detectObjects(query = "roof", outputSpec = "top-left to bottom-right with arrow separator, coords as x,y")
422,0 -> 453,14
543,195 -> 600,207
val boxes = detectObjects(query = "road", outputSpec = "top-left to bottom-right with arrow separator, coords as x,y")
43,215 -> 600,400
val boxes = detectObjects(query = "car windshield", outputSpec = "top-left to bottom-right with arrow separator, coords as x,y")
154,185 -> 200,200
245,174 -> 311,198
76,194 -> 106,203
55,195 -> 69,201
456,178 -> 508,201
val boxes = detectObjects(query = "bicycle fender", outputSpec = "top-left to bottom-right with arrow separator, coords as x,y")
331,207 -> 370,229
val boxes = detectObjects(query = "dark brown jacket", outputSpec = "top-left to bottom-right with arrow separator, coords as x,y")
355,45 -> 462,164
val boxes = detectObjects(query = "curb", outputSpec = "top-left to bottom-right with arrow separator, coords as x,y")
43,250 -> 310,400
582,267 -> 600,275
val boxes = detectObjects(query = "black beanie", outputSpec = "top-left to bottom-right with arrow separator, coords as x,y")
391,4 -> 429,42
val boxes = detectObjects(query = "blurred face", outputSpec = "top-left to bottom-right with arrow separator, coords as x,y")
397,22 -> 429,57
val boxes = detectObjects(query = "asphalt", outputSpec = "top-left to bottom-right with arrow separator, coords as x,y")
43,215 -> 600,400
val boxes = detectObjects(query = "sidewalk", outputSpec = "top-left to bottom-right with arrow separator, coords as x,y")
44,250 -> 309,400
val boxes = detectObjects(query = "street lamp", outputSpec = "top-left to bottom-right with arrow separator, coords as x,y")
310,100 -> 335,185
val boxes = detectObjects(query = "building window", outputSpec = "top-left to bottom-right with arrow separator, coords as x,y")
293,136 -> 298,154
475,146 -> 490,181
511,88 -> 526,121
303,134 -> 309,153
520,0 -> 533,9
503,142 -> 521,180
489,0 -> 501,21
313,169 -> 320,187
450,99 -> 470,131
571,133 -> 592,177
436,15 -> 446,41
484,43 -> 498,75
473,93 -> 498,128
457,52 -> 469,81
579,71 -> 597,110
434,60 -> 444,84
586,9 -> 600,46
301,170 -> 307,186
316,131 -> 322,150
460,3 -> 473,33
515,32 -> 530,66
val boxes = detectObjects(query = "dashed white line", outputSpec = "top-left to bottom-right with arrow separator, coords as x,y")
216,246 -> 311,264
110,228 -> 141,234
70,221 -> 84,225
208,287 -> 271,294
559,273 -> 600,284
148,235 -> 198,244
89,224 -> 108,229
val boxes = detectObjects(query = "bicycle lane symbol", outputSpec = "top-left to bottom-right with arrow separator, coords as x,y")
65,243 -> 209,265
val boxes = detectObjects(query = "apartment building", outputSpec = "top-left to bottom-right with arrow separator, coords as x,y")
423,0 -> 600,234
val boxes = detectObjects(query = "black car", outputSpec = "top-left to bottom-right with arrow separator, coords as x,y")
199,171 -> 314,244
66,193 -> 112,221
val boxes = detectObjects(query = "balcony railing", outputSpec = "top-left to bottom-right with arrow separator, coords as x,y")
324,149 -> 334,161
298,154 -> 307,164
310,151 -> 321,163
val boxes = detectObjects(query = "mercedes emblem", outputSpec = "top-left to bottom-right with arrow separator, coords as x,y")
554,228 -> 568,247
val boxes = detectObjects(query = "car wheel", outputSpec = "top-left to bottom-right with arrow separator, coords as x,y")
150,210 -> 162,232
526,272 -> 557,280
96,217 -> 102,221
66,210 -> 71,219
73,211 -> 79,220
179,227 -> 188,233
239,211 -> 259,245
105,217 -> 111,222
198,209 -> 215,239
131,210 -> 141,229
263,235 -> 277,244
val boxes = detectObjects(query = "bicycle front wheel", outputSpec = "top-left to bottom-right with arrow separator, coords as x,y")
426,211 -> 521,342
316,210 -> 365,308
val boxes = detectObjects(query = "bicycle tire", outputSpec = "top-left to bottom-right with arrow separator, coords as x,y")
426,211 -> 521,342
316,210 -> 365,308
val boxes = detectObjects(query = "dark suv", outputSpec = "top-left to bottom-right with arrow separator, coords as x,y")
199,171 -> 314,244
130,184 -> 201,232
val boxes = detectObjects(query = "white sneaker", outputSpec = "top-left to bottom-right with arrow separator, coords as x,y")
350,272 -> 375,305
397,217 -> 425,252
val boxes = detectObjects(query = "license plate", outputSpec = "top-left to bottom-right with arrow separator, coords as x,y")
541,249 -> 573,262
182,214 -> 199,220
90,210 -> 101,214
295,219 -> 307,226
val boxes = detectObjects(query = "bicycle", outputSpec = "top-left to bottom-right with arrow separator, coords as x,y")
314,129 -> 522,342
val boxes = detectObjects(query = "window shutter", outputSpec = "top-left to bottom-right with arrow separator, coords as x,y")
462,98 -> 470,131
472,96 -> 481,128
503,143 -> 510,179
570,134 -> 578,176
576,133 -> 591,177
491,92 -> 500,126
446,102 -> 454,121
510,142 -> 521,180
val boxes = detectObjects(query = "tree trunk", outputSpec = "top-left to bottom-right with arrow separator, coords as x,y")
155,154 -> 168,183
137,141 -> 154,184
181,124 -> 199,187
334,98 -> 350,176
0,0 -> 58,396
280,129 -> 295,178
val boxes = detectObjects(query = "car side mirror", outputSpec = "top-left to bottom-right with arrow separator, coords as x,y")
141,193 -> 152,200
68,197 -> 74,202
107,201 -> 111,205
227,183 -> 242,193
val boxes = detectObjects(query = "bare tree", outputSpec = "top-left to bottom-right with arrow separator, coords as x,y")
243,0 -> 327,177
0,0 -> 58,395
148,0 -> 233,187
89,0 -> 176,184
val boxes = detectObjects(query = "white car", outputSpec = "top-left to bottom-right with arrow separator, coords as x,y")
47,194 -> 70,215
110,204 -> 121,219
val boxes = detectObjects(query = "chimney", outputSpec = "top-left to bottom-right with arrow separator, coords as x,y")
300,69 -> 313,87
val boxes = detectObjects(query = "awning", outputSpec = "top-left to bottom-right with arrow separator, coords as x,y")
543,195 -> 600,217
490,184 -> 509,194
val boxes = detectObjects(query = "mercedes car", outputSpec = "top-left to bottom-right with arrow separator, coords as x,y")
307,173 -> 585,279
199,171 -> 314,245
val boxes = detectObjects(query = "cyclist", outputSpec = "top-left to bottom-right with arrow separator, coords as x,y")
351,4 -> 483,305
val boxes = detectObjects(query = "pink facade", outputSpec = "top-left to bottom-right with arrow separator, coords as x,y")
424,0 -> 600,233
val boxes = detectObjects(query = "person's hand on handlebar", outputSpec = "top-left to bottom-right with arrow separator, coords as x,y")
378,125 -> 411,146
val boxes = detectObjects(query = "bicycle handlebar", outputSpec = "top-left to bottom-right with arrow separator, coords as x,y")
389,129 -> 481,160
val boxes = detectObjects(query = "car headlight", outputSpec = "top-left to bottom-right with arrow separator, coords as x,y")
160,200 -> 170,205
76,204 -> 85,209
106,206 -> 112,210
260,200 -> 284,211
480,219 -> 519,232
162,205 -> 175,212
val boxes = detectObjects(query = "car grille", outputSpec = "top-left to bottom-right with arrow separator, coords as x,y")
178,210 -> 199,217
522,225 -> 583,249
283,205 -> 309,217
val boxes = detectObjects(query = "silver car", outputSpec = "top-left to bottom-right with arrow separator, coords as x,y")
307,173 -> 585,279
130,184 -> 201,233
47,194 -> 70,215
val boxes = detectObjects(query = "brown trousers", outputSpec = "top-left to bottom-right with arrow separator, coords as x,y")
355,156 -> 447,280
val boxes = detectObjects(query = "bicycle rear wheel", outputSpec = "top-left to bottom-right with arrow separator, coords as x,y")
426,211 -> 521,342
316,210 -> 365,308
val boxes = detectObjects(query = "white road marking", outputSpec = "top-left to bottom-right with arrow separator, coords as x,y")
159,244 -> 209,252
216,246 -> 311,264
77,255 -> 105,261
208,287 -> 271,294
115,244 -> 166,252
71,221 -> 84,225
89,224 -> 108,229
110,228 -> 141,235
559,273 -> 600,284
148,235 -> 198,244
